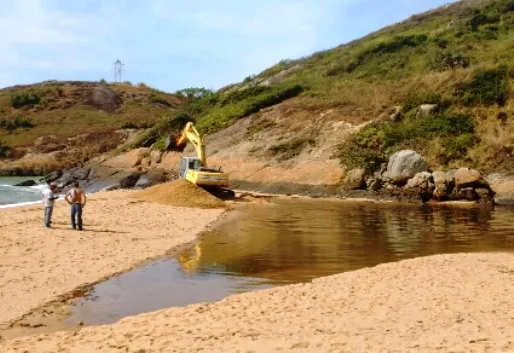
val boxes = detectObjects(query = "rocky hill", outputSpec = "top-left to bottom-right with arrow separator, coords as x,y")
2,0 -> 514,200
0,81 -> 185,173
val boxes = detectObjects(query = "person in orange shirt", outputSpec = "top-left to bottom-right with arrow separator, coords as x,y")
65,182 -> 87,231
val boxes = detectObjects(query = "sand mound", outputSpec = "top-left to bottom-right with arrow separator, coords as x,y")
134,179 -> 226,209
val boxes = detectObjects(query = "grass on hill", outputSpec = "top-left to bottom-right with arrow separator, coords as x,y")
175,0 -> 514,172
0,81 -> 185,153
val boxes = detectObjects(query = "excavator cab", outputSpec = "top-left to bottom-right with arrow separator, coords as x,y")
179,157 -> 202,178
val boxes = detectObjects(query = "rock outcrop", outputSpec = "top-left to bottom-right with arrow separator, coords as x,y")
343,168 -> 366,190
386,150 -> 429,184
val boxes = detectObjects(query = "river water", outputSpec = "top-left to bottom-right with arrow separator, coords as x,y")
67,198 -> 514,326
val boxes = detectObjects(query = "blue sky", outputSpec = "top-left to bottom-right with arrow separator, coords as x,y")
0,0 -> 455,92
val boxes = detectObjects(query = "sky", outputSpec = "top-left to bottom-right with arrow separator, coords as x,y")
0,0 -> 456,92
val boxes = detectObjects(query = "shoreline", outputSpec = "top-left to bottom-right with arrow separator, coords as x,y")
0,189 -> 226,334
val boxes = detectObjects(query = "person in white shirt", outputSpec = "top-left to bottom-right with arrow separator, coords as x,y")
41,182 -> 58,228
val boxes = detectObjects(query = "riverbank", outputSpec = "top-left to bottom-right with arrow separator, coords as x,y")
0,190 -> 224,331
0,252 -> 512,352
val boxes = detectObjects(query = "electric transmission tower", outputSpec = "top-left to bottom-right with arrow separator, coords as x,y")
113,60 -> 124,83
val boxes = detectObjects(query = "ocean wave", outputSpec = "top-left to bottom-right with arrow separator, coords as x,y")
0,184 -> 46,191
0,200 -> 42,209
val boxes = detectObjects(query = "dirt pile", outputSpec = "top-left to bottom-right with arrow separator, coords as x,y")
134,179 -> 226,209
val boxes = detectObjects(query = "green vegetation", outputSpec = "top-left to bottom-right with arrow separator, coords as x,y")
11,92 -> 42,108
268,136 -> 316,161
0,81 -> 183,151
339,104 -> 477,171
0,141 -> 10,157
131,111 -> 193,148
0,115 -> 35,132
195,84 -> 303,133
457,66 -> 509,106
174,87 -> 213,100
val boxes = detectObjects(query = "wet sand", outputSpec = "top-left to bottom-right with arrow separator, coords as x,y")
0,190 -> 224,328
1,192 -> 513,352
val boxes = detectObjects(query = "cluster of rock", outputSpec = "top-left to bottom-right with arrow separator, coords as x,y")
343,150 -> 495,206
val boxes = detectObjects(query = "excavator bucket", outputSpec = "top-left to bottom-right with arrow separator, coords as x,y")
165,135 -> 185,152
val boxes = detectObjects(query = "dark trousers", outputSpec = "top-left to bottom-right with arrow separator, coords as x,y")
71,203 -> 83,230
44,207 -> 53,227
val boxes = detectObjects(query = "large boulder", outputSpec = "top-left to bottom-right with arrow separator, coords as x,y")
386,150 -> 429,184
343,168 -> 366,190
455,168 -> 485,188
85,86 -> 122,113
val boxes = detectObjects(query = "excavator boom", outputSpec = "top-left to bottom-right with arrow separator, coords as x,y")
175,122 -> 207,167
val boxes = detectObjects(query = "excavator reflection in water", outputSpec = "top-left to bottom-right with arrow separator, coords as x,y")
166,122 -> 235,198
177,243 -> 203,274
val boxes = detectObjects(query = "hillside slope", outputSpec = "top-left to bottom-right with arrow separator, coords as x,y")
157,0 -> 514,178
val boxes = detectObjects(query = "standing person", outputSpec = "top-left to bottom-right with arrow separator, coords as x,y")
41,182 -> 58,228
65,182 -> 87,231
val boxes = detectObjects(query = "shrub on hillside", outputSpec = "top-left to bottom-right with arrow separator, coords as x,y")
11,92 -> 42,108
196,84 -> 303,133
0,141 -> 10,158
268,137 -> 316,161
339,111 -> 476,171
131,111 -> 193,148
0,115 -> 35,132
470,12 -> 498,31
457,66 -> 509,106
219,86 -> 270,106
327,34 -> 429,76
429,51 -> 469,71
175,87 -> 214,100
365,35 -> 428,56
184,91 -> 220,115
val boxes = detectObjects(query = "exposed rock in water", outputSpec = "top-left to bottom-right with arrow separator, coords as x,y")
386,150 -> 429,184
14,180 -> 38,187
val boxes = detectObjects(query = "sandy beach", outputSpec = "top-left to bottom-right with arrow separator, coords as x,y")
0,190 -> 224,327
0,189 -> 513,352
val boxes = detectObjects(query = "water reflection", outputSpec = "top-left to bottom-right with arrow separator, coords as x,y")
71,199 -> 514,326
178,200 -> 514,283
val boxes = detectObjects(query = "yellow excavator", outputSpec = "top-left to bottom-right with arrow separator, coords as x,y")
167,122 -> 234,197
